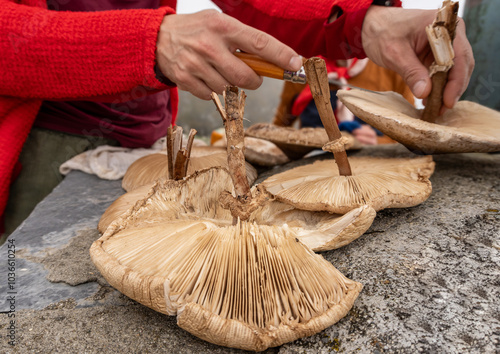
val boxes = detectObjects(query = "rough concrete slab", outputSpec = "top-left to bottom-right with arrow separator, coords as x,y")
0,145 -> 498,353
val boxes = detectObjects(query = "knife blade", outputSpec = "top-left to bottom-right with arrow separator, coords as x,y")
328,78 -> 383,94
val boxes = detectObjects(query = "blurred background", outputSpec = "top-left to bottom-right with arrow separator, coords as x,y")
175,0 -> 484,137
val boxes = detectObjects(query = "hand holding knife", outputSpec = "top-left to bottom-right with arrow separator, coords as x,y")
235,52 -> 380,94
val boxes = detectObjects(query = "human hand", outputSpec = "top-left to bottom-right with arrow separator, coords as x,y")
352,124 -> 378,145
156,10 -> 302,100
361,6 -> 474,111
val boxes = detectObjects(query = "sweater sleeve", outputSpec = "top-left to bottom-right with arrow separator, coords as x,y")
0,1 -> 176,100
212,0 -> 401,60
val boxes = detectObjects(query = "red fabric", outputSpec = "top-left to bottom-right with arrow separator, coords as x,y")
213,0 -> 401,59
0,0 -> 178,226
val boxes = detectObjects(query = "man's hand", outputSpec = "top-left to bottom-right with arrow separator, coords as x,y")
361,6 -> 474,111
156,10 -> 302,100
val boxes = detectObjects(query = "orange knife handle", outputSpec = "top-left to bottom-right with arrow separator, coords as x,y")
234,52 -> 284,80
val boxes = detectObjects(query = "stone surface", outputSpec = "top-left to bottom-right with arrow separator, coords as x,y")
1,145 -> 499,353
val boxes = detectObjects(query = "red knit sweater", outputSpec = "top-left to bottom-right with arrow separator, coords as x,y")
0,0 -> 389,231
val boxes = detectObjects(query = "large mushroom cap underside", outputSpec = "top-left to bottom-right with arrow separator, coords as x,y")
261,156 -> 435,214
121,151 -> 257,192
97,183 -> 153,234
98,167 -> 376,250
337,89 -> 500,154
91,167 -> 363,351
245,123 -> 359,160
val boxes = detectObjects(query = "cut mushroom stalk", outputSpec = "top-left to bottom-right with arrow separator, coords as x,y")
304,58 -> 352,176
421,1 -> 459,122
167,126 -> 198,180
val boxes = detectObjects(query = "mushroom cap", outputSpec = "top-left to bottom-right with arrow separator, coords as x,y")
121,151 -> 257,192
90,167 -> 363,351
245,123 -> 359,159
242,137 -> 290,166
252,202 -> 376,251
213,135 -> 290,166
99,167 -> 376,250
97,183 -> 153,234
337,89 -> 500,154
261,156 -> 435,214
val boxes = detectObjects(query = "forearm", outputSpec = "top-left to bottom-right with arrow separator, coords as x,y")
0,1 -> 175,100
212,0 -> 377,59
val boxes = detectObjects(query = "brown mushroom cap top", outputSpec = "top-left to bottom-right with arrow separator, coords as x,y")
245,123 -> 359,159
244,137 -> 290,166
121,151 -> 257,192
337,89 -> 500,154
261,156 -> 435,214
90,167 -> 363,351
213,135 -> 290,166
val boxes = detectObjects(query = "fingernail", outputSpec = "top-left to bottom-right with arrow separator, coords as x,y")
289,56 -> 302,70
413,80 -> 427,98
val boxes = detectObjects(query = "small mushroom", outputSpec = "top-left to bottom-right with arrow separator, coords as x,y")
337,89 -> 500,154
261,156 -> 435,214
245,123 -> 360,160
243,137 -> 290,166
214,134 -> 290,166
90,167 -> 363,351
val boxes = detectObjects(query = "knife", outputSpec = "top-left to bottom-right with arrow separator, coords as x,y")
235,52 -> 381,94
234,52 -> 306,84
327,77 -> 382,94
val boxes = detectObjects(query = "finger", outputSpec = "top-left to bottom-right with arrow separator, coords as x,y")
175,74 -> 213,100
385,43 -> 432,99
213,51 -> 263,90
193,62 -> 232,94
442,20 -> 475,109
229,23 -> 302,72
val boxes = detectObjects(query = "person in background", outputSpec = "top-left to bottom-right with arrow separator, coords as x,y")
0,0 -> 474,236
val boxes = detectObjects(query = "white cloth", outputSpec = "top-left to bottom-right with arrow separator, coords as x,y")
59,137 -> 208,180
59,138 -> 166,180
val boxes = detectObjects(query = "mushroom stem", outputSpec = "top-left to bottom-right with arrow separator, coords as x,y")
421,1 -> 458,122
167,126 -> 198,180
212,88 -> 257,222
167,126 -> 174,180
173,129 -> 197,179
304,58 -> 352,176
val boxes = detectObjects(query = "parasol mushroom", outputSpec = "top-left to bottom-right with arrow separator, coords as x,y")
337,89 -> 500,154
336,2 -> 500,154
261,156 -> 435,214
245,123 -> 360,160
91,87 -> 364,351
260,58 -> 435,214
90,189 -> 362,350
